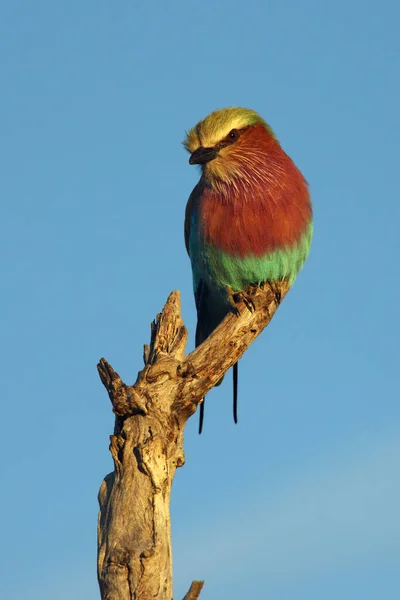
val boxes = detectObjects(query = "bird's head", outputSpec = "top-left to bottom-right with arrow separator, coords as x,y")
183,107 -> 276,183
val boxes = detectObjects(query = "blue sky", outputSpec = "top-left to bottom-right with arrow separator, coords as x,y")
1,1 -> 399,598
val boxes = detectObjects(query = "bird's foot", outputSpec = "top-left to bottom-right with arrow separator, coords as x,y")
265,280 -> 282,305
226,286 -> 256,315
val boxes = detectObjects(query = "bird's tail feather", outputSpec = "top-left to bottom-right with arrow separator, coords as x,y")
199,399 -> 205,434
198,363 -> 238,434
233,362 -> 238,424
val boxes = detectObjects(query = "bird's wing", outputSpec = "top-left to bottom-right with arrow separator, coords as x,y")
185,186 -> 207,433
185,182 -> 203,256
194,278 -> 209,434
195,279 -> 223,346
194,278 -> 208,346
184,189 -> 195,256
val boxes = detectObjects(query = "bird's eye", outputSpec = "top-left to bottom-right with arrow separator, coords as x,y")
229,129 -> 238,140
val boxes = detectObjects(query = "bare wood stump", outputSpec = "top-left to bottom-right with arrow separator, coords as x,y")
97,282 -> 289,599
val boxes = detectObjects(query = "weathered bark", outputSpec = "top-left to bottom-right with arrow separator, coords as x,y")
97,282 -> 289,599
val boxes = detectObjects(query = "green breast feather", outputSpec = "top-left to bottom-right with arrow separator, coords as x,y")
191,221 -> 313,294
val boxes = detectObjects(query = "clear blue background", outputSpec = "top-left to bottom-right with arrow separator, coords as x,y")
1,1 -> 399,598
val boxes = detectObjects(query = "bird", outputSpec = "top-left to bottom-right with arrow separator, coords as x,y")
183,107 -> 313,433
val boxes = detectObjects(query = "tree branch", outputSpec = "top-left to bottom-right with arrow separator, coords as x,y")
182,581 -> 205,600
97,282 -> 289,599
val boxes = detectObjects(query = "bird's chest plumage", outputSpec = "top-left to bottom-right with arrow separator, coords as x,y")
189,194 -> 271,296
188,180 -> 312,293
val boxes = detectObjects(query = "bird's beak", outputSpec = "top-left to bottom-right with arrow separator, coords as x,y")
189,146 -> 219,165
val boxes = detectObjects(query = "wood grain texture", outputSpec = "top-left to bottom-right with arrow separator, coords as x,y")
97,281 -> 289,599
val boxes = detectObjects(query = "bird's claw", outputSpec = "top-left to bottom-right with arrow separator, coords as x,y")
227,286 -> 256,315
227,281 -> 283,316
266,280 -> 282,305
234,291 -> 256,313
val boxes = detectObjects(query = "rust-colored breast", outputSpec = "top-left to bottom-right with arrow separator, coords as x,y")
200,134 -> 312,257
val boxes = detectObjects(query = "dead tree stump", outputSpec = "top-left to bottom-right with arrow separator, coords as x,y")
97,282 -> 289,599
